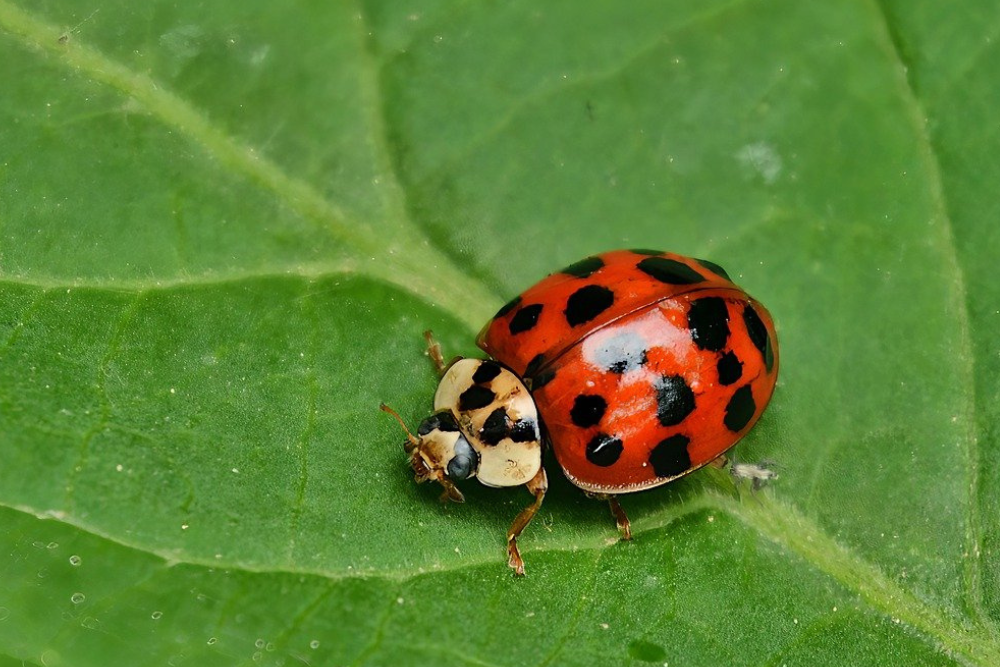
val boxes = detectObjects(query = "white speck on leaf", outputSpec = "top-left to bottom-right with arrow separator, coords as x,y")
737,142 -> 782,184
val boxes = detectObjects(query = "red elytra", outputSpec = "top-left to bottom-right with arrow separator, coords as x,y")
477,249 -> 778,494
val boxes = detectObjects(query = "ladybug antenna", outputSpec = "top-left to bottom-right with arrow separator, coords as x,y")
380,403 -> 421,452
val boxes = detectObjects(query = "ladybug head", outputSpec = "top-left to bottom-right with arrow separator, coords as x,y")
380,404 -> 480,504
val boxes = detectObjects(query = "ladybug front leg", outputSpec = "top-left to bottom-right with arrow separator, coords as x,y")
506,467 -> 548,576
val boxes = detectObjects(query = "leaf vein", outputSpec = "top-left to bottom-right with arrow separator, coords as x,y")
4,490 -> 999,664
0,285 -> 48,355
0,0 -> 501,329
923,16 -> 1000,105
285,285 -> 320,563
407,0 -> 755,192
409,642 -> 508,667
866,0 -> 987,633
535,549 -> 604,667
64,292 -> 145,510
0,266 -> 496,334
348,587 -> 399,667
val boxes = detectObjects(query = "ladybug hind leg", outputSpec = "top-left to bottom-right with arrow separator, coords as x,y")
506,467 -> 548,576
423,330 -> 447,374
424,330 -> 464,376
708,454 -> 729,470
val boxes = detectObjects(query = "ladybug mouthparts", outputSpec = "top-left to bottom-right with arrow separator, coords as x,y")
408,450 -> 432,480
408,448 -> 466,504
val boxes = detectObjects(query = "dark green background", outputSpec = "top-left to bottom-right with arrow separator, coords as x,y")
1,1 -> 998,665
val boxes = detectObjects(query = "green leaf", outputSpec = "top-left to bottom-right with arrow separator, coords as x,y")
1,0 -> 998,665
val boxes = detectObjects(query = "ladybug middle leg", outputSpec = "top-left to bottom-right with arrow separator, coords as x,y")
586,493 -> 633,540
506,467 -> 548,576
606,496 -> 632,541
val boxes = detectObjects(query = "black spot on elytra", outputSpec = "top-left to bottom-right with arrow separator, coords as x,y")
561,256 -> 605,278
510,418 -> 538,442
637,257 -> 705,285
743,303 -> 774,372
687,297 -> 730,352
495,295 -> 522,319
724,385 -> 756,432
479,407 -> 510,446
586,433 -> 624,467
472,361 -> 502,384
629,248 -> 663,256
459,385 -> 495,412
509,304 -> 543,335
417,411 -> 460,436
694,257 -> 732,281
570,394 -> 607,428
655,375 -> 696,427
564,284 -> 615,327
717,351 -> 743,386
649,434 -> 692,478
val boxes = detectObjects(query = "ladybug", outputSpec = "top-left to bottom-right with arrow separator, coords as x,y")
382,249 -> 778,575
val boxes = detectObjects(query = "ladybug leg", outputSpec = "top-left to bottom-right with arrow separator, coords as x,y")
423,330 -> 447,374
708,454 -> 729,469
586,493 -> 633,540
506,467 -> 548,576
606,496 -> 632,541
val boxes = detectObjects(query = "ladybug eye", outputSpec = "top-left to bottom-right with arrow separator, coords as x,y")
446,435 -> 478,481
